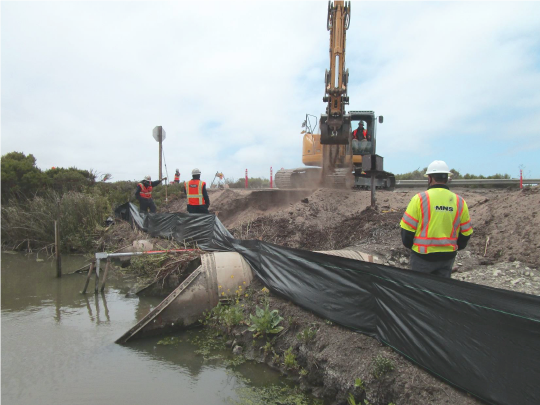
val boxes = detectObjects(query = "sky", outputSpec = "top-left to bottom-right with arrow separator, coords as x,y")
2,1 -> 540,182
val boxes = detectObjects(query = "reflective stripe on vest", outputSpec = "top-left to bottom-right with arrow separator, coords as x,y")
401,212 -> 418,230
139,183 -> 152,199
413,190 -> 460,254
186,180 -> 205,205
451,196 -> 465,238
460,219 -> 472,233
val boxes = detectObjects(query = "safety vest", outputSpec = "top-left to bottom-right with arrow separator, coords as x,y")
400,188 -> 473,254
138,183 -> 152,199
353,129 -> 367,140
174,174 -> 180,182
185,179 -> 206,205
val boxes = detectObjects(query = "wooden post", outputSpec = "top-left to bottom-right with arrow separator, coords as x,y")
100,259 -> 111,292
82,260 -> 95,294
370,173 -> 376,208
55,220 -> 62,277
94,259 -> 101,294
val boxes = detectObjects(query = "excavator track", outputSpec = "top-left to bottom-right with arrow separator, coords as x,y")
275,168 -> 355,189
275,168 -> 322,189
275,168 -> 394,190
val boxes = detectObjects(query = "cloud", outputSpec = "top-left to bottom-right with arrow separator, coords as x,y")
2,1 -> 540,181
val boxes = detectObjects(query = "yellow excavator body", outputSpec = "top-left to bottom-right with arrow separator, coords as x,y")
302,132 -> 362,167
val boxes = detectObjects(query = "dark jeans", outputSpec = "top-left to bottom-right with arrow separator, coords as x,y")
410,253 -> 456,278
139,198 -> 157,214
187,205 -> 209,214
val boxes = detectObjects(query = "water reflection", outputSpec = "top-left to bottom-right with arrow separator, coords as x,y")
1,253 -> 320,405
122,329 -> 286,385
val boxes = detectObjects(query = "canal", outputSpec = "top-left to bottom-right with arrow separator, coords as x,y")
1,253 -> 320,405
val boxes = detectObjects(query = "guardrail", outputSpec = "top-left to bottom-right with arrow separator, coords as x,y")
395,179 -> 540,188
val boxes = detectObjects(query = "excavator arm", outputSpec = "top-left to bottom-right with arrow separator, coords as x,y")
320,1 -> 351,145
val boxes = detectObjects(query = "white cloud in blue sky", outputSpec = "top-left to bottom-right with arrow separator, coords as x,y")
2,1 -> 539,181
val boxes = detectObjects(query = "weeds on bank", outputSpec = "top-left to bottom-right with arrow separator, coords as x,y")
202,302 -> 245,332
371,355 -> 395,379
156,336 -> 183,346
354,378 -> 366,390
202,286 -> 248,332
228,380 -> 323,405
189,329 -> 227,358
283,347 -> 299,370
348,395 -> 387,405
297,324 -> 317,343
248,302 -> 284,338
128,253 -> 168,278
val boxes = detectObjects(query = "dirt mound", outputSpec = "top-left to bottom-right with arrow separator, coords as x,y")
210,189 -> 314,228
467,186 -> 540,266
191,186 -> 539,269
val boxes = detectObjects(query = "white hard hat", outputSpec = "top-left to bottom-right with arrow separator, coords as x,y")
424,160 -> 452,177
144,175 -> 151,181
192,168 -> 201,175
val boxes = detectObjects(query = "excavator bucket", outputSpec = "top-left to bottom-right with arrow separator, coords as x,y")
320,113 -> 351,144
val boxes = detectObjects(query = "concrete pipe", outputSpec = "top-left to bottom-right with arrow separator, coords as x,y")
116,252 -> 253,343
316,249 -> 383,264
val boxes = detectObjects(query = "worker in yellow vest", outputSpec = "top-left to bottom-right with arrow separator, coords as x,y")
400,160 -> 473,277
135,175 -> 166,214
185,168 -> 210,214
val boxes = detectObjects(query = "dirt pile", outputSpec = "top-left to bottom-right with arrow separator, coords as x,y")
194,186 -> 540,270
466,186 -> 540,266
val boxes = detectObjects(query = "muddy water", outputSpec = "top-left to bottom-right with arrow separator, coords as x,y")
1,253 -> 317,405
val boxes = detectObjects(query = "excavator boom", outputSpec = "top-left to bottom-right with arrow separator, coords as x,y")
320,1 -> 351,145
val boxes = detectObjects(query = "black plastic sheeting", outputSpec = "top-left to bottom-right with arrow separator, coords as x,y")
115,202 -> 540,405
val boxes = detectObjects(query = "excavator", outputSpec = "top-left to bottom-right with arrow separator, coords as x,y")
275,1 -> 395,190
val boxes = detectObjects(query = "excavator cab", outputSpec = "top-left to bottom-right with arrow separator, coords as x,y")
349,111 -> 381,157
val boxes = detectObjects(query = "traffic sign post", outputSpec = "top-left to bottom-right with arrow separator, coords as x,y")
153,126 -> 166,180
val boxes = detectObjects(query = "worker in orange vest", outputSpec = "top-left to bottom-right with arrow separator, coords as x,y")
174,169 -> 180,183
352,121 -> 368,140
185,168 -> 210,214
135,175 -> 166,214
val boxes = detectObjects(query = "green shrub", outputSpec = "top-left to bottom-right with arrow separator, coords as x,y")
46,168 -> 95,194
1,152 -> 50,202
1,190 -> 110,252
226,177 -> 270,189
